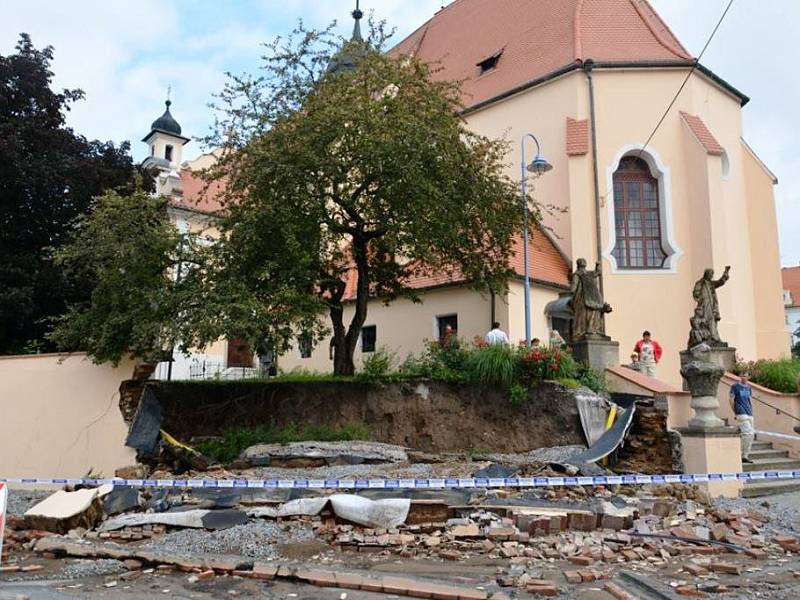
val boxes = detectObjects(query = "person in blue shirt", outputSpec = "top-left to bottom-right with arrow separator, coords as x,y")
729,372 -> 754,464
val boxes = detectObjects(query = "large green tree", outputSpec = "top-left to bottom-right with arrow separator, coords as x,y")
0,34 -> 141,354
48,188 -> 182,365
203,22 -> 527,375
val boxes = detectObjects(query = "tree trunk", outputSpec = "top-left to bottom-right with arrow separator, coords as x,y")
330,237 -> 370,377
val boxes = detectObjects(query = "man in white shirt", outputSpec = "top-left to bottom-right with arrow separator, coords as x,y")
485,322 -> 510,346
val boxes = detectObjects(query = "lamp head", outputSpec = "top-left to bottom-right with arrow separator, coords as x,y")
527,154 -> 553,175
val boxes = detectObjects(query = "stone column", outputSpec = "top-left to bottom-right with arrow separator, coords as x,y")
681,353 -> 725,428
678,344 -> 742,498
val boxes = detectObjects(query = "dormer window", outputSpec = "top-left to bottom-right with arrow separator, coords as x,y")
165,144 -> 174,162
477,49 -> 503,75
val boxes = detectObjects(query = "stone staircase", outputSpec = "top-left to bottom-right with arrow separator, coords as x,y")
742,438 -> 800,498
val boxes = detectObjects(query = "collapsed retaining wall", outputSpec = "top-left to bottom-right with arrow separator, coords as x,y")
138,380 -> 586,454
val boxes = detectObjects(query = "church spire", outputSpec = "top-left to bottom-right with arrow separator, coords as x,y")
326,1 -> 370,75
351,0 -> 363,42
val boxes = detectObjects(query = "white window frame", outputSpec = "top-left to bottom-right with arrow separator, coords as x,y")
604,144 -> 683,274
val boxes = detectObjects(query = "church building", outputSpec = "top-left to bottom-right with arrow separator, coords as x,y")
146,0 -> 790,385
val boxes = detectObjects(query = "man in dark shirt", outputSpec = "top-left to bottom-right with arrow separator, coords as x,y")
729,372 -> 754,464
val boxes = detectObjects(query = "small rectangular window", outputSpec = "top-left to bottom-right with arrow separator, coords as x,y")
361,325 -> 376,353
437,314 -> 458,344
298,335 -> 313,359
165,144 -> 174,162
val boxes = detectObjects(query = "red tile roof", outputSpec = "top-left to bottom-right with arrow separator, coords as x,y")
566,118 -> 589,156
680,112 -> 724,156
342,226 -> 570,300
391,0 -> 692,109
783,266 -> 800,308
170,169 -> 227,215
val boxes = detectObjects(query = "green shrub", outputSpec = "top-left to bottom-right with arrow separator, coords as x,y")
509,383 -> 528,405
555,377 -> 581,389
516,345 -> 577,385
355,348 -> 395,384
466,344 -> 517,387
196,422 -> 370,464
734,358 -> 800,394
792,341 -> 800,360
575,363 -> 607,394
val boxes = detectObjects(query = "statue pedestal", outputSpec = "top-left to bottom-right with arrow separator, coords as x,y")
680,346 -> 736,379
678,426 -> 743,498
572,338 -> 620,373
680,346 -> 736,392
680,347 -> 726,428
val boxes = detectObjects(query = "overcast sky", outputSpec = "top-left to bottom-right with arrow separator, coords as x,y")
2,0 -> 797,266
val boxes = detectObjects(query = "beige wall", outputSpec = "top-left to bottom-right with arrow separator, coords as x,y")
461,67 -> 787,386
279,283 -> 564,373
0,354 -> 136,481
742,143 -> 791,358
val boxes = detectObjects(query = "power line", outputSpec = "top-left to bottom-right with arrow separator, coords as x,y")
638,0 -> 735,157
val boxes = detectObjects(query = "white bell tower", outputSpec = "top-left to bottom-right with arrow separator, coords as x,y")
142,94 -> 190,197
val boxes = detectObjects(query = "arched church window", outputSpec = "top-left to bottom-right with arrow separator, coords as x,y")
611,156 -> 666,269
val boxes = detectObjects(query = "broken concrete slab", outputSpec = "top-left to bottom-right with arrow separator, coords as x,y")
125,387 -> 162,456
103,487 -> 141,517
242,440 -> 408,467
200,509 -> 249,530
24,488 -> 104,534
247,494 -> 411,530
100,509 -> 211,531
472,463 -> 517,479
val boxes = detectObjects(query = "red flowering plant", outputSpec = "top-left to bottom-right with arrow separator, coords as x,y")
516,345 -> 576,386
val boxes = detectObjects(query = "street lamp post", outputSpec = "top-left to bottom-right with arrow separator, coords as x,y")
520,134 -> 552,348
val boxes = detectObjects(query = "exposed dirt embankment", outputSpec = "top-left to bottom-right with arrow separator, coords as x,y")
142,380 -> 585,453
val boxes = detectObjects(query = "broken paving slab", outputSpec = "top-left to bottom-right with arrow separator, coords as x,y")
200,509 -> 249,530
99,507 -> 247,531
101,509 -> 210,531
103,487 -> 142,517
24,488 -> 104,534
248,494 -> 410,530
242,440 -> 408,467
124,387 -> 163,456
472,463 -> 518,479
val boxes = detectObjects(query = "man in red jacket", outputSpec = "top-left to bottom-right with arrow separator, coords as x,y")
634,331 -> 663,377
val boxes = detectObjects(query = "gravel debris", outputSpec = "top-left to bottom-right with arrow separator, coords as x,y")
250,461 -> 474,481
6,489 -> 53,516
5,559 -> 126,582
141,520 -> 316,560
715,490 -> 800,536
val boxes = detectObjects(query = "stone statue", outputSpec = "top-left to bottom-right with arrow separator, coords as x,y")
688,266 -> 730,349
569,258 -> 612,340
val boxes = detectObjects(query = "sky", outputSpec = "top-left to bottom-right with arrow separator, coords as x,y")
2,0 -> 798,266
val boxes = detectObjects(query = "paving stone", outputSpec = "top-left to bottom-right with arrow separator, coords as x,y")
604,582 -> 638,600
684,564 -> 709,576
451,524 -> 480,538
563,570 -> 582,584
334,572 -> 364,589
251,562 -> 277,580
707,562 -> 741,575
675,586 -> 709,598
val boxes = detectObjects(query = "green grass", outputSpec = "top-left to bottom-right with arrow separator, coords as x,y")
736,358 -> 800,394
466,344 -> 517,387
196,422 -> 370,464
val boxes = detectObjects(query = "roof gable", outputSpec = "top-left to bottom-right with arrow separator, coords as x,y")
391,0 -> 692,109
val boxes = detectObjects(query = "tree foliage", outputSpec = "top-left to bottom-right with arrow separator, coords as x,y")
48,188 -> 181,365
0,34 -> 142,354
203,21 -> 528,375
